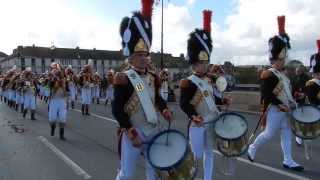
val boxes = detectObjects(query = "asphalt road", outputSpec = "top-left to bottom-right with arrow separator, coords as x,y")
0,98 -> 319,180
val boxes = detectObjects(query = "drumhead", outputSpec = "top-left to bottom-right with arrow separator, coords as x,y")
214,112 -> 248,140
147,130 -> 188,170
216,76 -> 228,92
292,105 -> 320,123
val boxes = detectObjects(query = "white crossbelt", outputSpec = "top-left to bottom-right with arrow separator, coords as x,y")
188,75 -> 219,113
125,69 -> 158,124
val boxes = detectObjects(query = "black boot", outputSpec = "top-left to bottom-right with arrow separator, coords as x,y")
23,109 -> 27,118
50,123 -> 56,136
85,105 -> 90,116
31,110 -> 36,120
20,104 -> 24,113
105,99 -> 108,106
71,101 -> 75,109
97,98 -> 100,104
81,104 -> 85,115
59,127 -> 66,140
15,104 -> 18,111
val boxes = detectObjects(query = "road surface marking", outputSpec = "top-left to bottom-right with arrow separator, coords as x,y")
72,109 -> 117,124
213,150 -> 311,180
38,136 -> 92,179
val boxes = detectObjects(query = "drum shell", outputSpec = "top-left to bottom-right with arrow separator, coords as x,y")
214,113 -> 249,157
290,116 -> 320,139
216,134 -> 248,157
147,130 -> 197,180
155,147 -> 197,180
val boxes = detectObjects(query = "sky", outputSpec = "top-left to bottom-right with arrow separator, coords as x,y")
0,0 -> 319,65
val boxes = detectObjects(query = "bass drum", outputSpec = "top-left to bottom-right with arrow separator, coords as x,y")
214,112 -> 248,157
147,129 -> 197,180
290,104 -> 320,139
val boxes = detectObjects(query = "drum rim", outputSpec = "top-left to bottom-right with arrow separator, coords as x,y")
290,125 -> 320,140
146,129 -> 188,171
214,112 -> 248,141
217,141 -> 249,157
291,104 -> 320,124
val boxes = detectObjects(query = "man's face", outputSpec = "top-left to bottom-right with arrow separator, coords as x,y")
314,72 -> 320,79
129,52 -> 149,69
193,62 -> 208,75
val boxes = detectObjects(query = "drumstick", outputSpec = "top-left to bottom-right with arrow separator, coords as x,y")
248,111 -> 267,144
166,122 -> 171,146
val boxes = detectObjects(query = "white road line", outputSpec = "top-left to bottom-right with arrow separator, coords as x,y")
38,136 -> 92,179
71,109 -> 117,124
72,108 -> 311,180
213,150 -> 311,180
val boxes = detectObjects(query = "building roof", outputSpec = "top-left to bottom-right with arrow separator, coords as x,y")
0,51 -> 8,58
1,45 -> 188,68
12,46 -> 125,60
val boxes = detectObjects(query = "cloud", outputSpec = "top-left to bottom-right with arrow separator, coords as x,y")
0,0 -> 120,54
187,0 -> 196,5
0,0 -> 319,66
212,0 -> 320,65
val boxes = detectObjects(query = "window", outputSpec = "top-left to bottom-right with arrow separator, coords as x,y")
31,58 -> 36,72
21,58 -> 25,70
41,58 -> 45,73
101,61 -> 105,74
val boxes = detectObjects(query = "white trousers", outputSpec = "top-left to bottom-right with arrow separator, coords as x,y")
189,124 -> 214,180
15,93 -> 24,104
8,90 -> 16,101
92,86 -> 100,98
49,98 -> 67,123
81,88 -> 91,105
106,87 -> 114,101
248,105 -> 297,166
68,86 -> 76,101
24,94 -> 36,110
116,132 -> 156,180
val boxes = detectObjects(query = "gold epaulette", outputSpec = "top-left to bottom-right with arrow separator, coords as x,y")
179,79 -> 189,88
260,70 -> 272,79
306,80 -> 314,87
114,72 -> 128,85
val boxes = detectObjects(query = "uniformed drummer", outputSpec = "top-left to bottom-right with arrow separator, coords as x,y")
65,65 -> 77,109
179,10 -> 230,180
305,39 -> 320,105
247,16 -> 304,171
112,0 -> 173,179
105,69 -> 114,106
48,64 -> 68,140
78,61 -> 93,115
22,67 -> 37,120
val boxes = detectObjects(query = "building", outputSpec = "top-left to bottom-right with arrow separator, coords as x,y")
0,51 -> 8,74
0,45 -> 189,75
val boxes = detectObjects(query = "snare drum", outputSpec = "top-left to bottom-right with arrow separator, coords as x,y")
214,112 -> 248,157
290,104 -> 320,139
147,130 -> 197,180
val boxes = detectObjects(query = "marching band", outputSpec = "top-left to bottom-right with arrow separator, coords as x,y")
0,1 -> 320,180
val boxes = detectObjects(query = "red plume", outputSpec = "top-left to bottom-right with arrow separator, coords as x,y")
141,0 -> 154,20
277,15 -> 286,34
317,39 -> 320,51
203,10 -> 212,33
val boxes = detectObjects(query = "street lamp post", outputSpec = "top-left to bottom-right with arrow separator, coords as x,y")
160,0 -> 164,70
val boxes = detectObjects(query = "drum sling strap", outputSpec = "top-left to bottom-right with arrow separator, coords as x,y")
269,68 -> 296,105
125,69 -> 158,125
188,75 -> 219,114
311,78 -> 320,86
